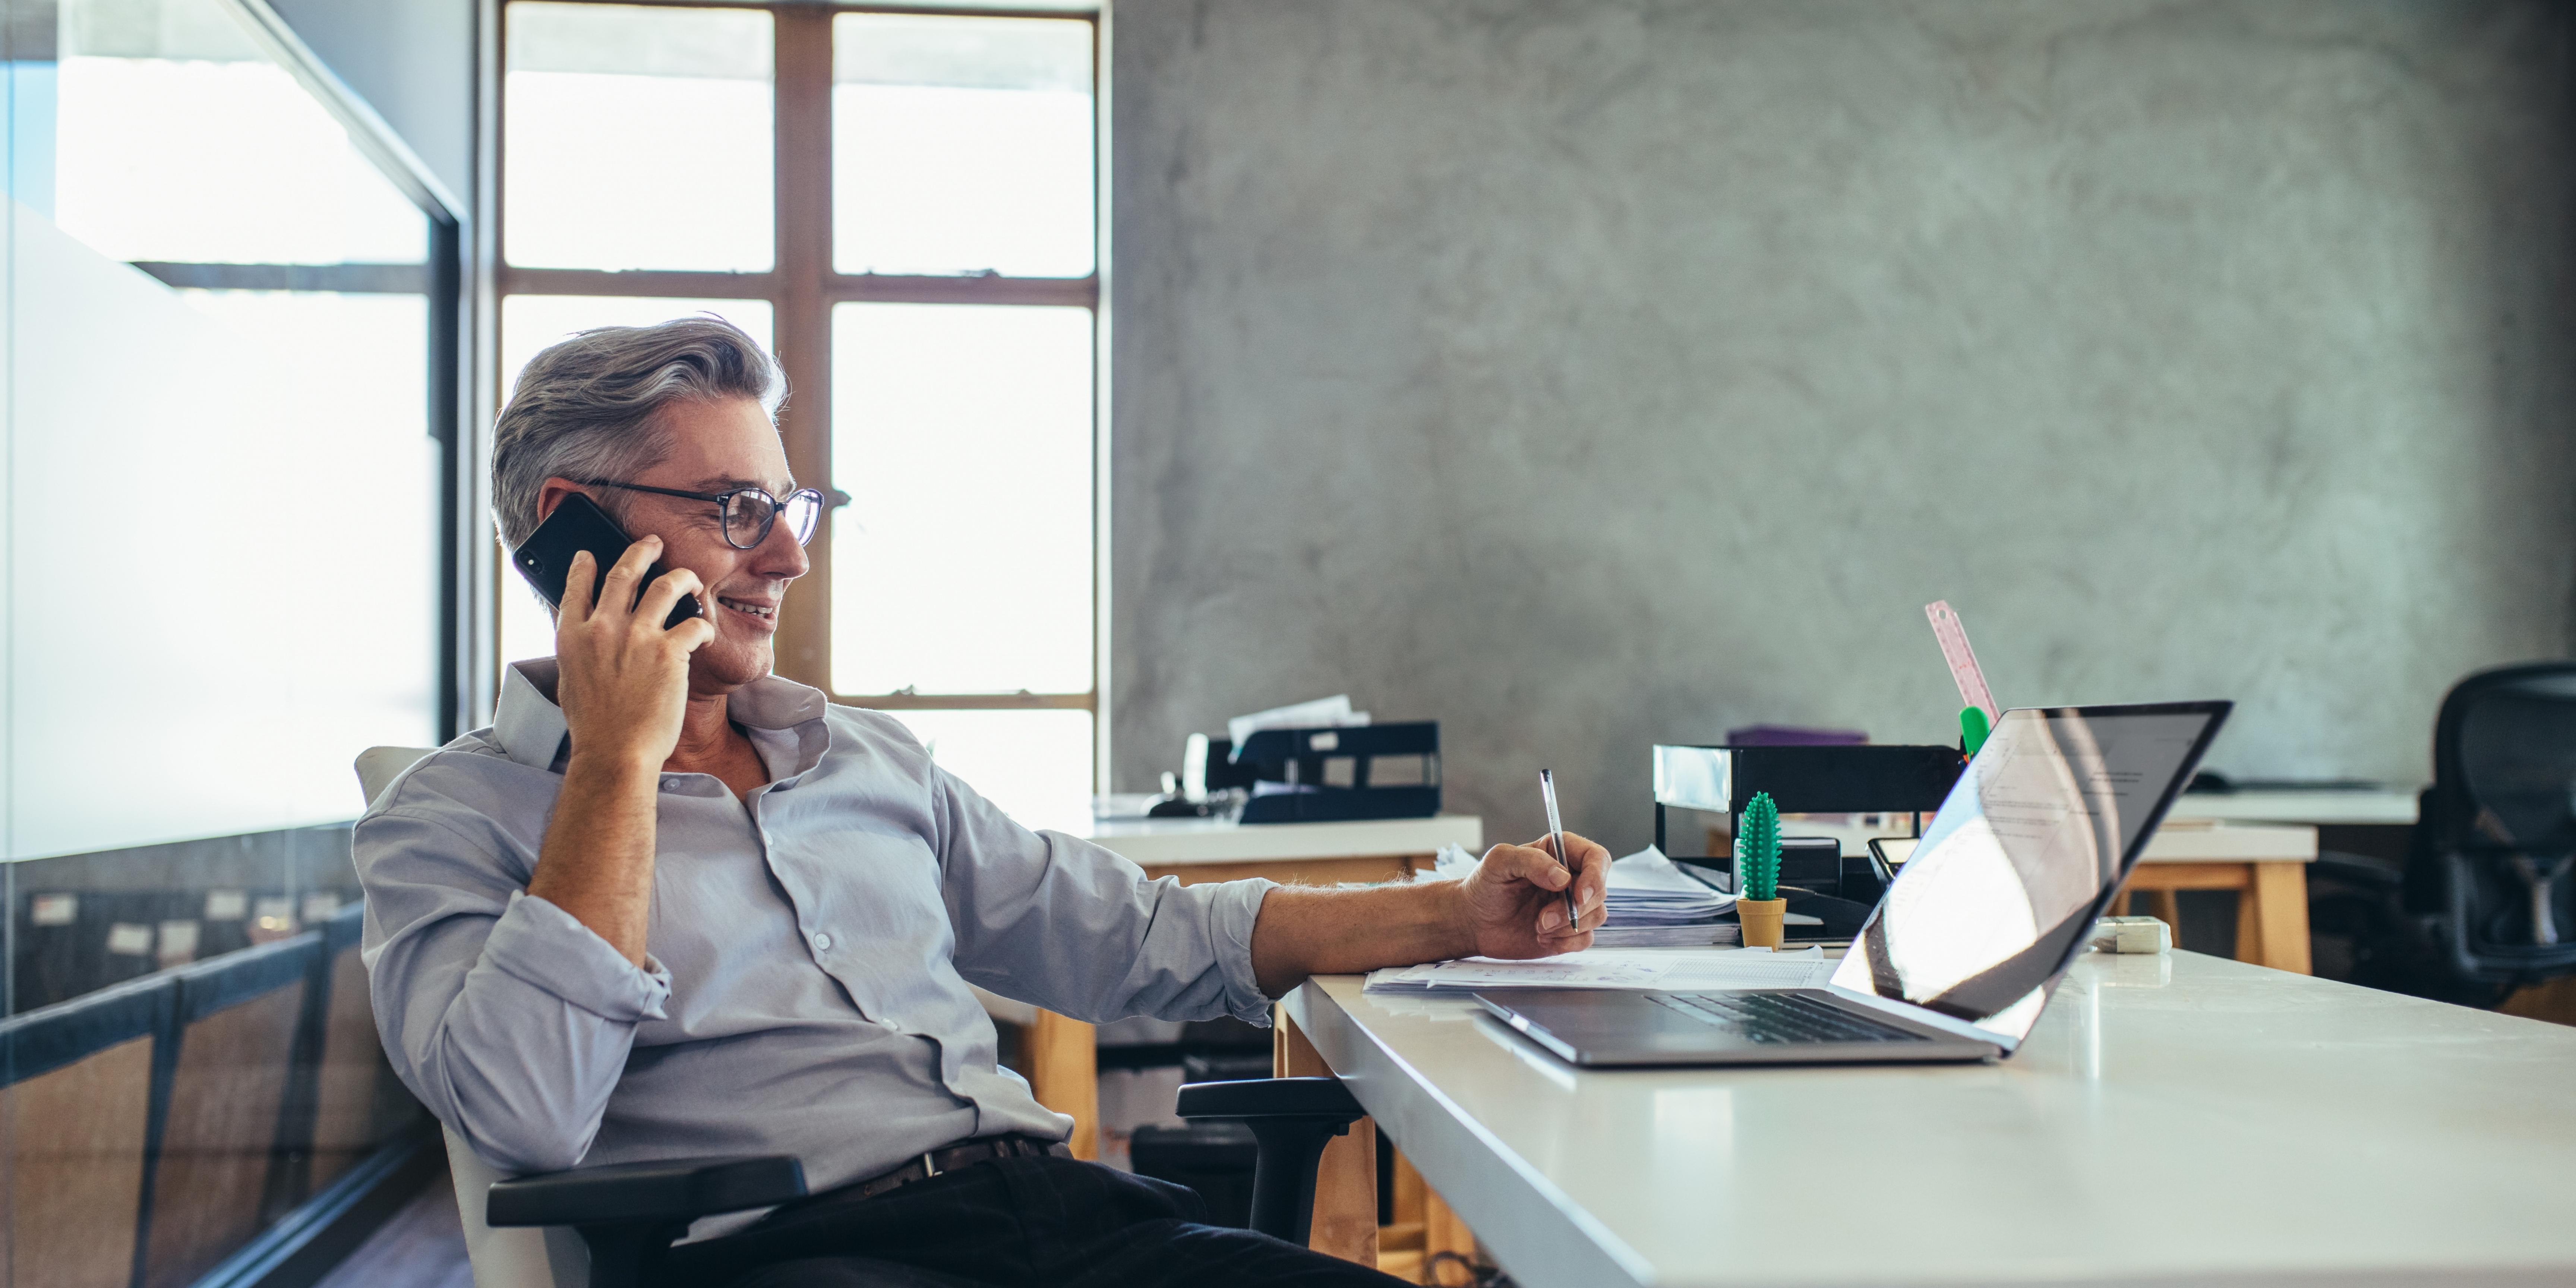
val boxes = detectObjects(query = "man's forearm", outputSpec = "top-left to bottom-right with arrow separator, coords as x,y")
1248,880 -> 1475,997
526,752 -> 661,965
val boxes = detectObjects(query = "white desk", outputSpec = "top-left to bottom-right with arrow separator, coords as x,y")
1286,951 -> 2576,1287
2168,789 -> 2422,827
1076,812 -> 1485,875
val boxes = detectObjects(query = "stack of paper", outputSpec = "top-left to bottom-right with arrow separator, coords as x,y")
1423,845 -> 1811,947
1594,846 -> 1737,947
1225,694 -> 1371,748
1364,946 -> 1834,995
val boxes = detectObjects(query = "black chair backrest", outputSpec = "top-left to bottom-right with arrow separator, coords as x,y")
2413,662 -> 2576,983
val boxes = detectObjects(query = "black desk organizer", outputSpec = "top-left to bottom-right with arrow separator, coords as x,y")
1653,743 -> 1963,919
1205,722 -> 1442,824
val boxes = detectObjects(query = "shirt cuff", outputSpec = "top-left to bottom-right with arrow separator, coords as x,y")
483,890 -> 672,1022
1210,878 -> 1281,1026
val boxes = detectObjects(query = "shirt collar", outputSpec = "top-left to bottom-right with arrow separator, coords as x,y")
493,658 -> 832,772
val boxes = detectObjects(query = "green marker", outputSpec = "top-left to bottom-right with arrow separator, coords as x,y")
1959,705 -> 1991,757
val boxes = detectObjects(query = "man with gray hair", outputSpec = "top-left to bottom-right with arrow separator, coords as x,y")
357,316 -> 1609,1288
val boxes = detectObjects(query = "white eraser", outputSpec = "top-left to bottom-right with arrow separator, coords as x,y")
2091,915 -> 2172,954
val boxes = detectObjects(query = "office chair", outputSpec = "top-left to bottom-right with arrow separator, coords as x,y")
356,746 -> 1365,1288
2397,663 -> 2576,992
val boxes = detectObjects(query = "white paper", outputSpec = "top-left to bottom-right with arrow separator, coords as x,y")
31,893 -> 76,926
1431,843 -> 1478,878
205,890 -> 249,921
301,892 -> 342,923
106,922 -> 153,956
1594,923 -> 1740,948
1364,946 -> 1831,995
1226,694 -> 1371,749
1603,846 -> 1736,925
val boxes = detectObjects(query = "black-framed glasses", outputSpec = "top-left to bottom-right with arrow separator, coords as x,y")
578,479 -> 829,550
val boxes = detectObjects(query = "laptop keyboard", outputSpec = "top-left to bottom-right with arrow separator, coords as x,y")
1648,991 -> 1931,1045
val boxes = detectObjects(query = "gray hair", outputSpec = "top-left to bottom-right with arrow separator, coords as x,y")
491,315 -> 785,548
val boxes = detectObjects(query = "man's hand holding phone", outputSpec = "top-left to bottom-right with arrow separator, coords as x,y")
553,536 -> 716,772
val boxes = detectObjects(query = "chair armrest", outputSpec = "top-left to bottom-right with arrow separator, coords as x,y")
1175,1076 -> 1362,1122
1175,1078 -> 1367,1246
2314,850 -> 2404,888
486,1155 -> 807,1228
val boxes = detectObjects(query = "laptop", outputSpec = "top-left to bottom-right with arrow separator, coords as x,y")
1477,700 -> 2232,1066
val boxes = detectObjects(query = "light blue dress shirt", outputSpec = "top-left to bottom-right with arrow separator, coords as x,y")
356,660 -> 1276,1219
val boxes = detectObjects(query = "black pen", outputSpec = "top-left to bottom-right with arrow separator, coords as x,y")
1540,769 -> 1579,927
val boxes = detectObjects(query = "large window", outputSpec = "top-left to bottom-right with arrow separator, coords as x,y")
497,1 -> 1101,823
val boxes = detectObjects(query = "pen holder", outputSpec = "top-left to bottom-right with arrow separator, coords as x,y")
1736,898 -> 1788,950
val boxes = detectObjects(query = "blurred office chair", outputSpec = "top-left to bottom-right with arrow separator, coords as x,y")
2396,663 -> 2576,993
2310,665 -> 2576,1005
356,746 -> 1365,1288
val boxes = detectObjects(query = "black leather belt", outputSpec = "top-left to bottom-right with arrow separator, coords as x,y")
836,1133 -> 1067,1204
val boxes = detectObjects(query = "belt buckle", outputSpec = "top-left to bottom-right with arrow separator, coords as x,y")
921,1150 -> 940,1178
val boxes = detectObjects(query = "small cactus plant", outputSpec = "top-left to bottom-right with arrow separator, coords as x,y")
1736,792 -> 1782,901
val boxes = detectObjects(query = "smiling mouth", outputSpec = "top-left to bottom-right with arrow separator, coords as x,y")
717,596 -> 777,622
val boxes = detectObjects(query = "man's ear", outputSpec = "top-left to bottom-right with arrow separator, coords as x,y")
534,477 -> 586,526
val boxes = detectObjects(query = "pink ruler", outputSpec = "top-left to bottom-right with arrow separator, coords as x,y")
1923,600 -> 2000,723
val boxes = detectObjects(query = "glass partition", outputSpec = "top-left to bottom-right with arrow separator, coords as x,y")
18,0 -> 442,859
4,0 -> 453,1277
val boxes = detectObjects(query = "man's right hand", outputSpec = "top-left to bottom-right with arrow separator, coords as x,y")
553,536 -> 716,771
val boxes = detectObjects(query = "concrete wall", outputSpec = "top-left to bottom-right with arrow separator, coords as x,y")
269,0 -> 474,204
1110,0 -> 2576,853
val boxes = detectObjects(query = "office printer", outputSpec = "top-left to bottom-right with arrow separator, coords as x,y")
1191,722 -> 1442,824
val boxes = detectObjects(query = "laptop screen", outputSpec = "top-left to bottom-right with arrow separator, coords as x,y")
1826,703 -> 2228,1044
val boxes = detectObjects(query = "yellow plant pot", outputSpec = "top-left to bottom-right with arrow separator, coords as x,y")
1737,898 -> 1788,950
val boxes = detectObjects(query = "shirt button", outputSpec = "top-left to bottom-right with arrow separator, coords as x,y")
661,777 -> 681,791
812,932 -> 832,951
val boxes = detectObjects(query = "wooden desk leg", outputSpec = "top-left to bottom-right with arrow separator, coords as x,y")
2141,889 -> 2185,943
1420,1185 -> 1478,1285
2242,861 -> 2314,975
1025,1010 -> 1099,1160
1276,1007 -> 1379,1268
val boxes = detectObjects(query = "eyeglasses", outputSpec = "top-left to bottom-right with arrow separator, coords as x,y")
578,479 -> 829,550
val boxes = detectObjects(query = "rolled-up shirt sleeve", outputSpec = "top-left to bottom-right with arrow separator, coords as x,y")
931,768 -> 1276,1026
356,803 -> 669,1174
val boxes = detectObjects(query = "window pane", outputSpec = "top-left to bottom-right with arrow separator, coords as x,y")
505,3 -> 773,271
891,709 -> 1093,828
831,303 -> 1092,695
833,15 -> 1093,277
499,294 -> 775,396
497,294 -> 776,664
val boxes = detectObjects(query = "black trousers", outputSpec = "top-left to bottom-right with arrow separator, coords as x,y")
653,1155 -> 1412,1288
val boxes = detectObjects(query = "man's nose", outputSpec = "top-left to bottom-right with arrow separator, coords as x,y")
754,508 -> 812,579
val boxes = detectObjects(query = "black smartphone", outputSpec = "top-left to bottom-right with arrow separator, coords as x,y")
509,493 -> 702,629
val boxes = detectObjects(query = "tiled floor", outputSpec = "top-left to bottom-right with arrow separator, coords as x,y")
314,1169 -> 473,1288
